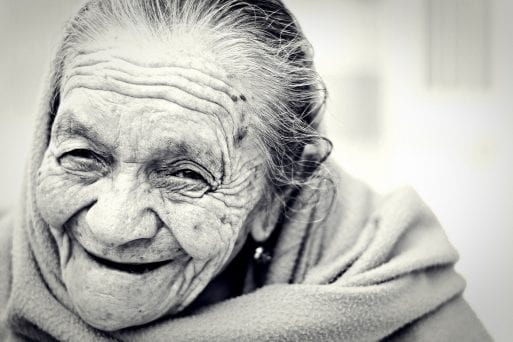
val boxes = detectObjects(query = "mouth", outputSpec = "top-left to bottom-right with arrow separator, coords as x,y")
85,250 -> 171,274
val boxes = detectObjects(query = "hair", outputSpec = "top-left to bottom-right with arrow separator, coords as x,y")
49,0 -> 333,205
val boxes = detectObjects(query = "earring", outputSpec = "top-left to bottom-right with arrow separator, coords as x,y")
253,246 -> 272,264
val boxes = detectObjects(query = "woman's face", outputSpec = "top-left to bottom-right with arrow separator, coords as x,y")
35,37 -> 267,331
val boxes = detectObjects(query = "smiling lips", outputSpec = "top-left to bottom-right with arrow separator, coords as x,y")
69,228 -> 176,274
85,250 -> 172,274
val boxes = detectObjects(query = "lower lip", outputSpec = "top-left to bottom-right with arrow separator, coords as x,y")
71,240 -> 183,278
85,250 -> 172,274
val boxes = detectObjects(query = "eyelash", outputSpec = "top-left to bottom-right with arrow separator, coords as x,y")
63,149 -> 100,160
171,169 -> 207,181
151,162 -> 212,185
147,161 -> 217,197
58,148 -> 108,174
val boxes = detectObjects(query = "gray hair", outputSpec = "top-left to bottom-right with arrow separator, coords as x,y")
49,0 -> 331,201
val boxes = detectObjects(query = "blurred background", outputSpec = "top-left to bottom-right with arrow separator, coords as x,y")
1,0 -> 511,340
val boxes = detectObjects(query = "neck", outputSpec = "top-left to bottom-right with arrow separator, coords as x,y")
180,238 -> 255,315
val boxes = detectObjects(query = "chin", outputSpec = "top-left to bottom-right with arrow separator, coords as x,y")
61,235 -> 197,331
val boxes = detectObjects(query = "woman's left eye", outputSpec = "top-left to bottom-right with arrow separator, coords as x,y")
149,163 -> 213,197
172,169 -> 206,182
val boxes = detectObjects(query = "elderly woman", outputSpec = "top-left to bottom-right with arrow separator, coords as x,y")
0,0 -> 490,341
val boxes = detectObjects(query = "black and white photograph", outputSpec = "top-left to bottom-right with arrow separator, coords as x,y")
0,0 -> 510,340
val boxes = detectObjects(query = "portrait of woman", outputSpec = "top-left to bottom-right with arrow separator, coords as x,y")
0,0 -> 503,341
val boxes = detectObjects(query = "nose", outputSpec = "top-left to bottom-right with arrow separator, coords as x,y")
85,173 -> 159,247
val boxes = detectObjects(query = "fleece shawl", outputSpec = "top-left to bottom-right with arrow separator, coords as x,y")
0,59 -> 491,342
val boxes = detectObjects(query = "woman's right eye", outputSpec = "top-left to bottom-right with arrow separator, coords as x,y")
58,149 -> 108,173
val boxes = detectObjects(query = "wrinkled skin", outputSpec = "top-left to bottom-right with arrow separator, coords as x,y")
35,35 -> 269,331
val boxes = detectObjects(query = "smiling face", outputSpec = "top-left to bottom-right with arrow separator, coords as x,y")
35,36 -> 268,331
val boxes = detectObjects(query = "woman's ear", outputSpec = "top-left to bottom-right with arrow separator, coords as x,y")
297,137 -> 332,180
250,137 -> 332,242
250,197 -> 281,242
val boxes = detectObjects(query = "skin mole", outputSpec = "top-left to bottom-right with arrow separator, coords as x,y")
219,214 -> 236,226
236,126 -> 248,145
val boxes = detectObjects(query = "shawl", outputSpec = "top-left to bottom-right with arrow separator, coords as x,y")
0,44 -> 491,342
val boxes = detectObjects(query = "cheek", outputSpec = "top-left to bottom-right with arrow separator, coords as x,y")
160,182 -> 262,267
161,202 -> 243,261
36,151 -> 97,229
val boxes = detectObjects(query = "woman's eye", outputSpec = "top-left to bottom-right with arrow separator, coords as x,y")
172,169 -> 206,181
65,149 -> 97,160
149,164 -> 212,196
58,149 -> 107,173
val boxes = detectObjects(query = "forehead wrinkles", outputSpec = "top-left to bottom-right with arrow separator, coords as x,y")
62,48 -> 250,181
68,48 -> 238,97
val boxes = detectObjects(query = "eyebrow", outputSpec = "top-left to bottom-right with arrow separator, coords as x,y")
52,112 -> 106,148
